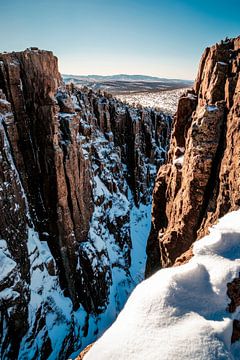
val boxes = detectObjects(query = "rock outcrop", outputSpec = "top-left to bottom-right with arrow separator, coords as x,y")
146,36 -> 240,275
227,276 -> 240,344
0,48 -> 171,359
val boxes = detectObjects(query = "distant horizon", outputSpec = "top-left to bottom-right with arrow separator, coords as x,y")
62,73 -> 195,81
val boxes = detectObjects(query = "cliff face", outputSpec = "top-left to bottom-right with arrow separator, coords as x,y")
146,36 -> 240,274
0,49 -> 171,359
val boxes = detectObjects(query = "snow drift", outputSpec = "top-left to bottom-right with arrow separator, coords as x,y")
85,210 -> 240,360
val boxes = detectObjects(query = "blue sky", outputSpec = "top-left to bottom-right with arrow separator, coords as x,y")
0,0 -> 239,79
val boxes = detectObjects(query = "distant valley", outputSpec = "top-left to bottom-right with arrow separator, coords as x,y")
62,74 -> 193,95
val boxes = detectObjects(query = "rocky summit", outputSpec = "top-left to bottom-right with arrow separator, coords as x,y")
0,48 -> 171,359
146,36 -> 240,274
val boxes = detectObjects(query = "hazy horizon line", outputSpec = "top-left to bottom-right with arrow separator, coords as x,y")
62,73 -> 194,81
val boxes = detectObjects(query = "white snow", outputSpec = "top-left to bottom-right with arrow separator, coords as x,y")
187,92 -> 197,100
218,61 -> 228,66
173,155 -> 184,166
117,88 -> 187,115
0,240 -> 17,280
85,210 -> 240,360
128,189 -> 152,284
0,98 -> 10,105
71,94 -> 81,110
207,105 -> 218,112
19,79 -> 23,91
19,226 -> 76,360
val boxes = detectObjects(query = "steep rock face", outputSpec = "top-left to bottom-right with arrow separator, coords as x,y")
146,36 -> 240,274
0,49 -> 171,358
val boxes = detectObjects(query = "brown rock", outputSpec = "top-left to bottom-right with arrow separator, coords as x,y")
146,35 -> 240,275
231,320 -> 240,344
76,343 -> 94,360
227,277 -> 240,313
173,247 -> 194,266
0,48 -> 171,358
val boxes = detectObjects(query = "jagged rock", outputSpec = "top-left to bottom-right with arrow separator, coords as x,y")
76,343 -> 94,359
227,277 -> 240,313
173,247 -> 193,267
0,49 -> 171,358
146,36 -> 240,274
232,320 -> 240,344
226,276 -> 240,344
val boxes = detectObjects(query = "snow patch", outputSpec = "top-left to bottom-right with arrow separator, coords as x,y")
206,105 -> 218,112
173,155 -> 184,165
0,240 -> 17,281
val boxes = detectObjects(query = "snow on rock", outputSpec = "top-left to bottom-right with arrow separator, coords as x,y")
173,155 -> 184,166
68,87 -> 171,357
217,61 -> 228,66
207,105 -> 218,112
0,240 -> 17,280
85,210 -> 240,360
0,47 -> 173,359
19,227 -> 75,360
0,65 -> 171,358
117,88 -> 188,115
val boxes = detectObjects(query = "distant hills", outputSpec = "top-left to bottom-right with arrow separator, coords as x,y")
62,74 -> 193,95
62,73 -> 193,83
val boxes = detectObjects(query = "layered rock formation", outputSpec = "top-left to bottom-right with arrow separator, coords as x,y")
146,36 -> 240,274
0,48 -> 171,359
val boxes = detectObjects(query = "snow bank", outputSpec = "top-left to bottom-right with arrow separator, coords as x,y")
85,210 -> 240,360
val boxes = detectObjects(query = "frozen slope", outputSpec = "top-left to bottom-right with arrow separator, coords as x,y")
85,211 -> 240,360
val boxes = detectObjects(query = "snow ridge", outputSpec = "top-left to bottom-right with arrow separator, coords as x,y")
85,211 -> 240,360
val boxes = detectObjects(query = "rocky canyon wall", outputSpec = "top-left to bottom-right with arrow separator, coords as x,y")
146,36 -> 240,274
0,48 -> 171,359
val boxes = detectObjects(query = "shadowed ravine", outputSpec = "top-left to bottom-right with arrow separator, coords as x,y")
0,49 -> 171,359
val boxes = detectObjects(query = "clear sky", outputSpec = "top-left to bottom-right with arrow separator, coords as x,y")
0,0 -> 239,79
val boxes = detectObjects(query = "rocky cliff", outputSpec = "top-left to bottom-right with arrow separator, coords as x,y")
146,36 -> 240,275
0,48 -> 171,359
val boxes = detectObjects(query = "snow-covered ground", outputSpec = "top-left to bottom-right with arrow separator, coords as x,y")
117,88 -> 188,115
85,210 -> 240,360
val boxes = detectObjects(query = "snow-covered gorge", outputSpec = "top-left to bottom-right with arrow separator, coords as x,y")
0,49 -> 171,359
79,35 -> 240,360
